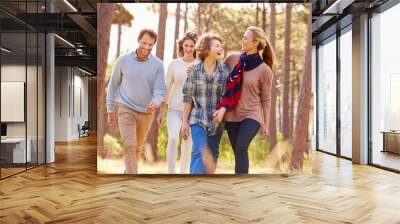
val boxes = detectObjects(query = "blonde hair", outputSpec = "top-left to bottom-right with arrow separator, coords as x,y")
195,33 -> 224,61
246,26 -> 277,72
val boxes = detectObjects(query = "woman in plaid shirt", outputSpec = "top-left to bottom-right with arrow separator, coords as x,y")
182,33 -> 230,174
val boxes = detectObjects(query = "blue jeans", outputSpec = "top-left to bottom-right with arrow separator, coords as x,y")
190,124 -> 222,174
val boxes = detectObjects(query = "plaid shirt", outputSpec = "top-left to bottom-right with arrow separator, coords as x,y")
183,61 -> 230,135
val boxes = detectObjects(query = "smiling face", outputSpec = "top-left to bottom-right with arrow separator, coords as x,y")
241,30 -> 258,52
196,33 -> 224,61
206,39 -> 223,61
182,39 -> 196,58
137,33 -> 156,59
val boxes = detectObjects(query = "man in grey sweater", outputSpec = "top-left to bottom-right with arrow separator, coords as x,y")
106,28 -> 166,174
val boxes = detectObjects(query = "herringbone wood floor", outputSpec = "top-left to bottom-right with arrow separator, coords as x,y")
1,135 -> 399,224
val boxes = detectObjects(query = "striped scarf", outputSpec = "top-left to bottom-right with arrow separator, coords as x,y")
217,52 -> 264,111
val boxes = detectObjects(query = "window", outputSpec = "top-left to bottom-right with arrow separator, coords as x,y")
370,3 -> 400,171
339,27 -> 352,158
317,35 -> 337,154
0,1 -> 46,179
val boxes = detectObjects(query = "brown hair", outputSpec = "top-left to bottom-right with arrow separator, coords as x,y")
195,33 -> 224,61
137,28 -> 157,43
246,26 -> 277,72
177,32 -> 198,58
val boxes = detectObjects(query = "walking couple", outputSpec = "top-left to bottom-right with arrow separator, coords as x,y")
106,26 -> 275,175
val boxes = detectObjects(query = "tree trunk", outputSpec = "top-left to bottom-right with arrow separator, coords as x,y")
97,3 -> 113,159
289,74 -> 295,139
296,69 -> 300,93
183,3 -> 188,33
290,59 -> 299,140
290,10 -> 312,171
116,24 -> 121,59
197,4 -> 202,34
204,4 -> 212,33
173,3 -> 181,59
278,94 -> 282,132
145,3 -> 168,162
268,4 -> 277,151
262,3 -> 266,32
282,3 -> 292,140
256,3 -> 259,27
224,44 -> 228,59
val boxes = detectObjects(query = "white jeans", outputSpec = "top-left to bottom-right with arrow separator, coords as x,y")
166,110 -> 192,174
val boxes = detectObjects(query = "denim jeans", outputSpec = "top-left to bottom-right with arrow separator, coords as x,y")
190,124 -> 222,174
225,118 -> 261,174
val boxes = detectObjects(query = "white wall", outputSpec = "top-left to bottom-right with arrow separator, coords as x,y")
311,45 -> 317,151
1,65 -> 26,139
72,73 -> 89,138
54,67 -> 89,141
54,66 -> 69,141
1,65 -> 35,138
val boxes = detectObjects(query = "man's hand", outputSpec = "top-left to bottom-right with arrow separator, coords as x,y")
107,112 -> 117,129
181,121 -> 190,141
156,113 -> 163,126
145,101 -> 157,113
212,107 -> 226,124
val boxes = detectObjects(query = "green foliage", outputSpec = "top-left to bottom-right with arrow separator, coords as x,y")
146,4 -> 159,13
190,4 -> 257,54
248,136 -> 269,166
112,3 -> 134,26
183,3 -> 309,90
218,132 -> 235,163
103,133 -> 124,159
157,115 -> 168,160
